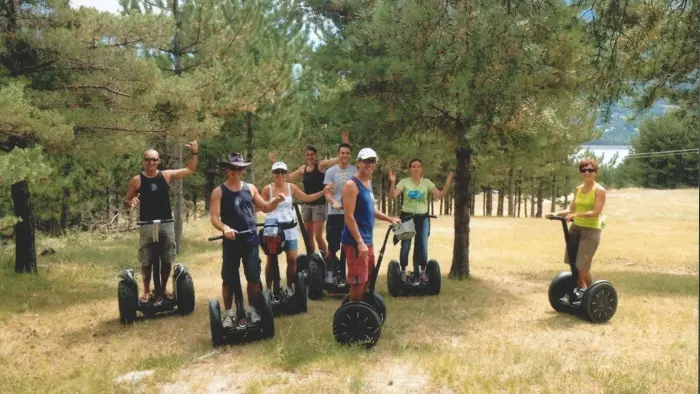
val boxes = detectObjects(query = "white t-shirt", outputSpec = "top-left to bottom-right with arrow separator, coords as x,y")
323,164 -> 357,215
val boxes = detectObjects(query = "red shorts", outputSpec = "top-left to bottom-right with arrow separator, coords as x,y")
342,244 -> 375,285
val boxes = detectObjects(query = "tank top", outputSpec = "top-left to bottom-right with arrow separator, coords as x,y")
341,177 -> 375,246
138,171 -> 173,221
302,164 -> 326,205
573,182 -> 602,229
219,182 -> 258,244
265,183 -> 298,241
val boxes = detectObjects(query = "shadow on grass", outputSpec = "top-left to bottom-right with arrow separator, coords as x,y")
520,269 -> 698,297
535,312 -> 598,330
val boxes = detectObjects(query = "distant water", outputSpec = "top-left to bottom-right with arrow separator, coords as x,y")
579,145 -> 631,166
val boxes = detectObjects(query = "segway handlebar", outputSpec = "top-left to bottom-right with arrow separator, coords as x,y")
137,219 -> 175,225
546,215 -> 571,223
402,214 -> 438,220
207,220 -> 297,241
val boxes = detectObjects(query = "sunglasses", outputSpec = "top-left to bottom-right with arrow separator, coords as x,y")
362,158 -> 377,164
580,168 -> 596,173
143,158 -> 159,162
272,170 -> 287,175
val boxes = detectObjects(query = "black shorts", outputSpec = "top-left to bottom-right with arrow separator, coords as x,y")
326,214 -> 345,253
221,239 -> 261,285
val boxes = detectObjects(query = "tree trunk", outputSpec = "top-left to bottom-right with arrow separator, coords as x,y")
173,0 -> 184,254
524,195 -> 528,218
245,111 -> 255,184
550,173 -> 557,213
470,192 -> 475,216
482,188 -> 486,216
507,162 -> 515,217
516,179 -> 522,218
564,175 -> 570,207
12,180 -> 37,274
536,178 -> 543,218
450,144 -> 471,280
486,187 -> 493,216
497,186 -> 504,216
530,178 -> 536,217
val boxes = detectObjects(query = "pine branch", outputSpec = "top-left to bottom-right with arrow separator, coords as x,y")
63,84 -> 132,97
73,125 -> 166,134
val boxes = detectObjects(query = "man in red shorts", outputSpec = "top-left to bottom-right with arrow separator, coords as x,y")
340,148 -> 400,301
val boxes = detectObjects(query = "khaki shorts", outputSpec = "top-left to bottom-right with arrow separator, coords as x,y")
138,221 -> 176,267
302,204 -> 327,222
564,224 -> 601,270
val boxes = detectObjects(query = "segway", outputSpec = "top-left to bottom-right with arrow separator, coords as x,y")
332,221 -> 407,348
546,215 -> 617,323
118,219 -> 196,324
386,214 -> 441,297
293,203 -> 349,300
207,227 -> 275,347
258,218 -> 308,317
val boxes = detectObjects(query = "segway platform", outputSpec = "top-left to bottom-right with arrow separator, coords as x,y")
208,292 -> 275,347
387,259 -> 441,297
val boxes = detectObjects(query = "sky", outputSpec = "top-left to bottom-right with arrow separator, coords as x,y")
70,0 -> 122,14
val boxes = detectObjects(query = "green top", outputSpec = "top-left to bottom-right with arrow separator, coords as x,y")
573,182 -> 603,229
396,177 -> 436,214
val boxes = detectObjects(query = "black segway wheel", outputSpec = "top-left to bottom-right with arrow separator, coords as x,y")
426,259 -> 441,295
295,272 -> 307,313
118,280 -> 138,325
175,271 -> 196,315
582,280 -> 618,323
342,293 -> 387,323
387,260 -> 402,297
332,302 -> 382,348
307,256 -> 325,300
208,299 -> 224,347
257,291 -> 275,339
548,271 -> 577,313
296,254 -> 310,275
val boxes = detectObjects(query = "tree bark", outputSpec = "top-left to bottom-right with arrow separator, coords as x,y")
516,178 -> 522,218
486,187 -> 493,216
550,173 -> 557,213
497,186 -> 504,216
530,178 -> 536,217
173,0 -> 184,254
507,162 -> 515,217
564,175 -> 570,207
450,144 -> 471,280
12,180 -> 37,274
536,178 -> 543,218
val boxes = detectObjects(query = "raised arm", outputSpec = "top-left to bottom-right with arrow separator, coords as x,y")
291,183 -> 333,203
388,170 -> 402,199
318,130 -> 351,171
287,164 -> 305,182
163,139 -> 199,182
430,172 -> 453,199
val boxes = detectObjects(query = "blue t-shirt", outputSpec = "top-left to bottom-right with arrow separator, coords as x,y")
323,164 -> 357,215
341,177 -> 375,246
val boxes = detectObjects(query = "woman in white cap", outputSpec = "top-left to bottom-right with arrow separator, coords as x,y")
262,161 -> 334,296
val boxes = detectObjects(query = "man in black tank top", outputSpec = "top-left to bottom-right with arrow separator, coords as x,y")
283,130 -> 350,256
124,140 -> 199,305
210,152 -> 285,329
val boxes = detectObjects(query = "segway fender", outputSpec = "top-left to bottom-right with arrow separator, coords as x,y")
172,263 -> 188,299
119,269 -> 137,286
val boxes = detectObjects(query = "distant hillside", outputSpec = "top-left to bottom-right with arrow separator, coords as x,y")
585,100 -> 677,146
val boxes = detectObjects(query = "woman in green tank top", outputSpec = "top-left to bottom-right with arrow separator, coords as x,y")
549,158 -> 607,294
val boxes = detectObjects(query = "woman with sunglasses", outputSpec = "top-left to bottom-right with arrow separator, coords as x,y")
262,162 -> 334,296
388,159 -> 452,284
549,158 -> 607,295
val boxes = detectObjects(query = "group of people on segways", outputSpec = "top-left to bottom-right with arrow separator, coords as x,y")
117,128 -> 615,349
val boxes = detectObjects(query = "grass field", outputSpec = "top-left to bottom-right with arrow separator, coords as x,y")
0,188 -> 697,394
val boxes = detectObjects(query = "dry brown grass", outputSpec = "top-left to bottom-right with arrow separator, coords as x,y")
0,188 -> 697,394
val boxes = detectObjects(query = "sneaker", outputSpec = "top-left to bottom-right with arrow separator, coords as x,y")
573,287 -> 585,300
222,314 -> 234,329
325,271 -> 334,284
285,286 -> 295,297
247,306 -> 261,324
338,277 -> 347,286
420,272 -> 429,283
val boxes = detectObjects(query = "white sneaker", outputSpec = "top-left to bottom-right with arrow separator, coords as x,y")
285,286 -> 295,297
247,306 -> 261,324
222,314 -> 234,328
325,271 -> 334,284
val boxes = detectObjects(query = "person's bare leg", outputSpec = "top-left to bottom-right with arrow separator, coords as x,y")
349,283 -> 365,301
579,269 -> 592,288
160,262 -> 172,299
286,250 -> 298,287
265,258 -> 272,289
305,221 -> 316,252
247,282 -> 260,306
140,265 -> 152,300
313,221 -> 328,256
222,285 -> 234,310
